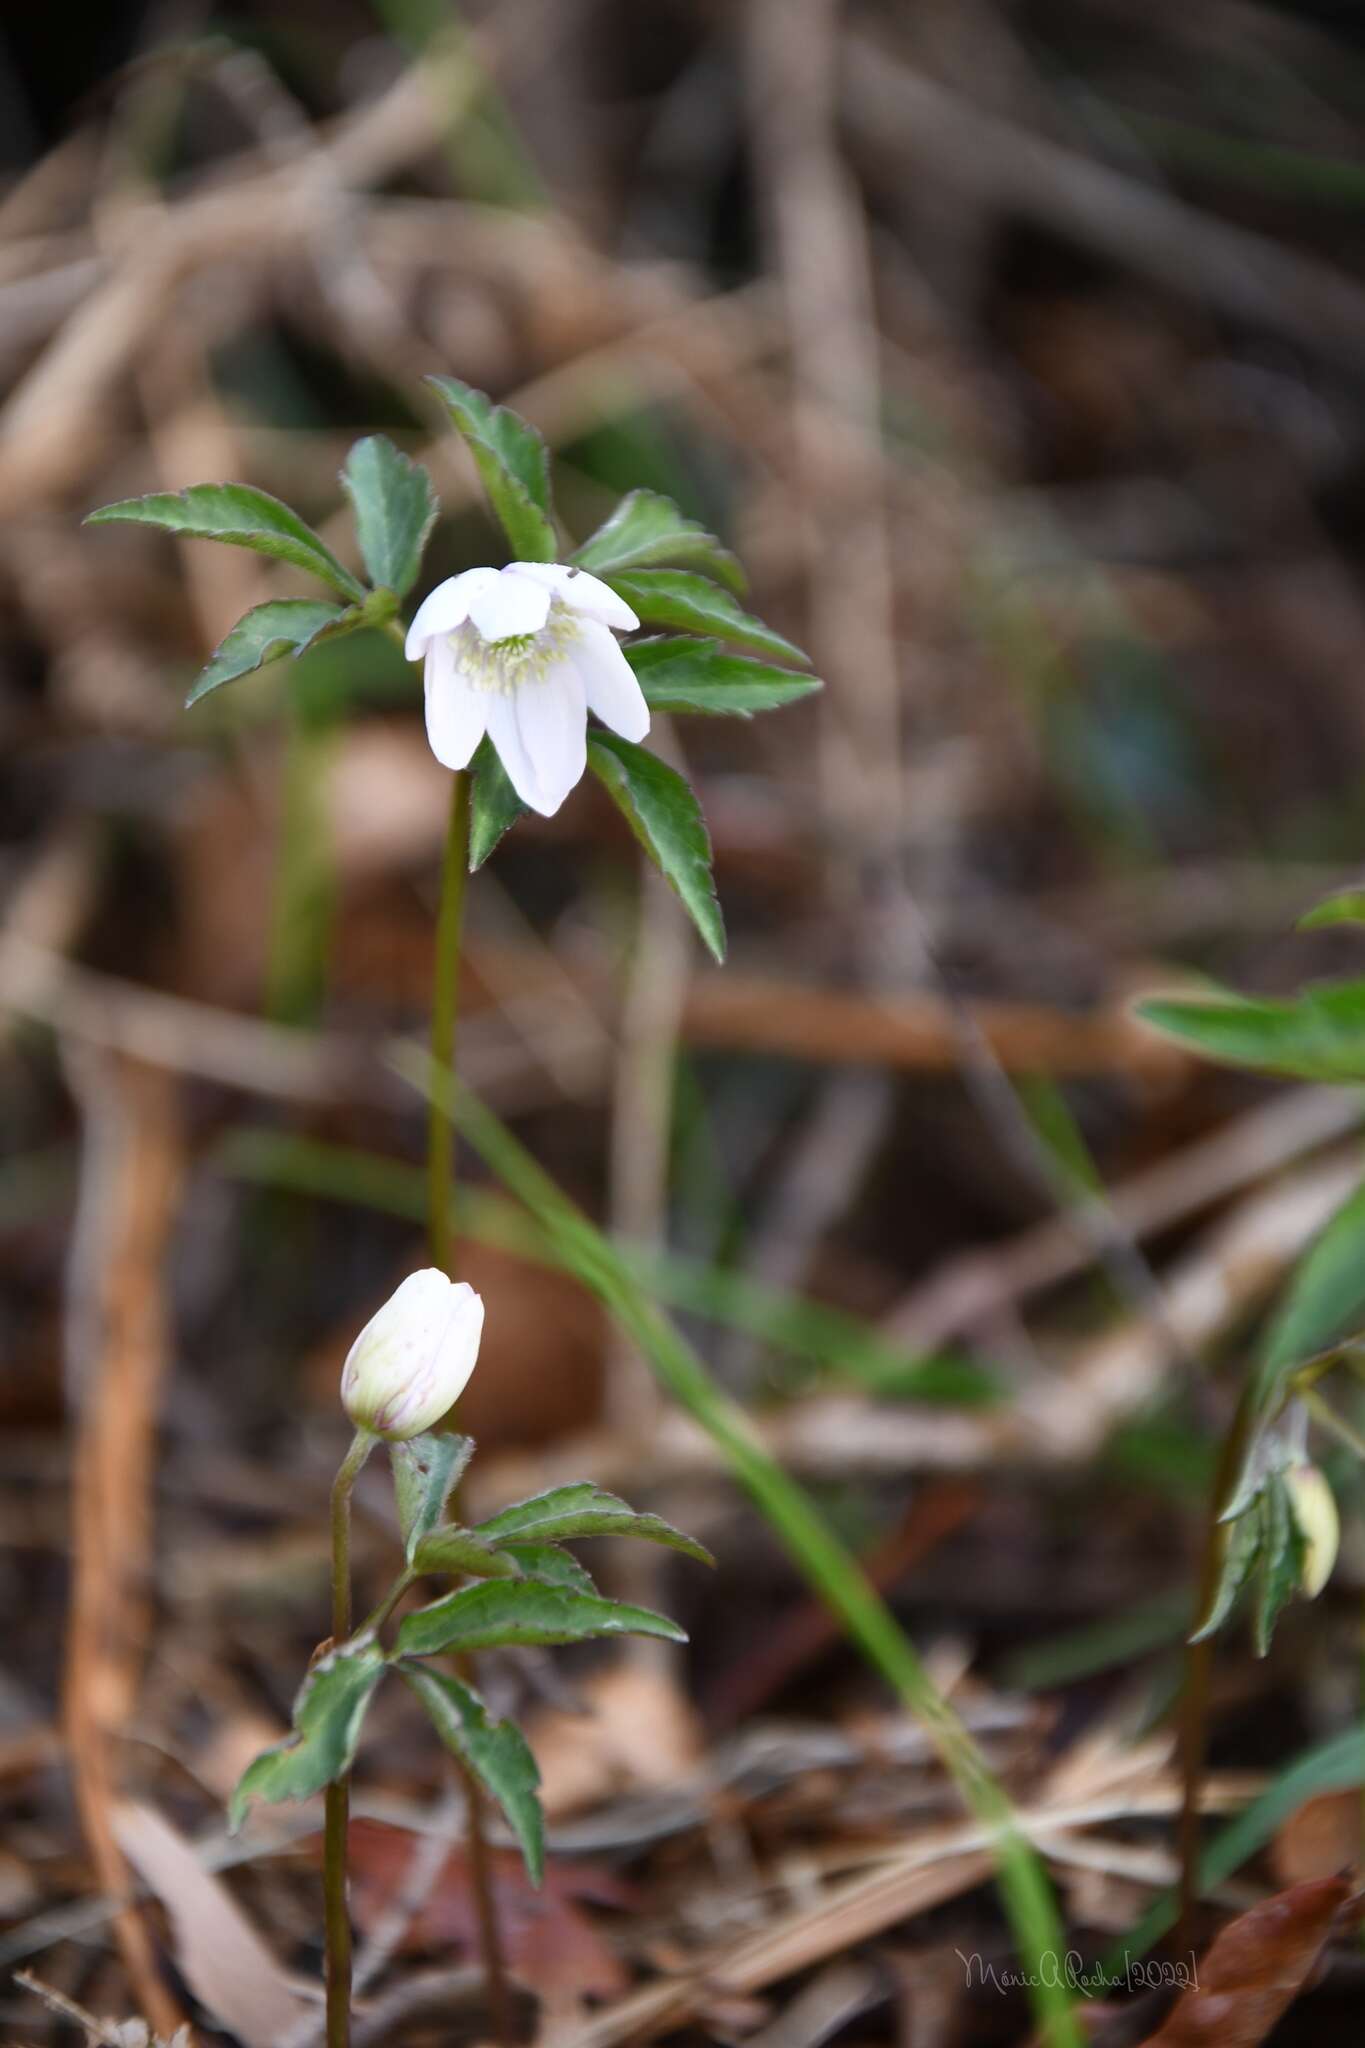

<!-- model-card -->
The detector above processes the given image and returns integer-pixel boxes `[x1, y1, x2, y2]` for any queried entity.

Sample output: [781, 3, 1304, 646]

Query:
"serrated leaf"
[587, 733, 724, 963]
[468, 735, 527, 870]
[87, 484, 365, 601]
[1299, 886, 1365, 931]
[1138, 980, 1365, 1084]
[187, 599, 346, 706]
[428, 376, 556, 562]
[478, 1481, 714, 1567]
[605, 570, 808, 665]
[572, 489, 745, 593]
[625, 637, 823, 717]
[399, 1663, 544, 1883]
[1190, 1509, 1261, 1644]
[390, 1433, 475, 1563]
[342, 435, 438, 598]
[409, 1525, 521, 1579]
[1216, 1178, 1365, 1526]
[395, 1578, 687, 1658]
[229, 1640, 385, 1827]
[499, 1543, 597, 1594]
[1253, 1472, 1306, 1657]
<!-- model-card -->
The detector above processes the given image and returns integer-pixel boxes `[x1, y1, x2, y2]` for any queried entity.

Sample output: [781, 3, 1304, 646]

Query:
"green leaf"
[587, 733, 724, 963]
[187, 599, 346, 707]
[390, 1433, 475, 1563]
[478, 1481, 714, 1567]
[342, 435, 438, 599]
[498, 1543, 597, 1594]
[230, 1640, 386, 1827]
[1253, 1471, 1306, 1656]
[1300, 887, 1365, 931]
[427, 376, 556, 563]
[605, 570, 808, 665]
[395, 1578, 687, 1658]
[87, 484, 366, 601]
[409, 1525, 521, 1579]
[1189, 1508, 1260, 1644]
[625, 637, 823, 717]
[399, 1663, 544, 1884]
[572, 489, 745, 593]
[1137, 980, 1365, 1084]
[468, 735, 527, 871]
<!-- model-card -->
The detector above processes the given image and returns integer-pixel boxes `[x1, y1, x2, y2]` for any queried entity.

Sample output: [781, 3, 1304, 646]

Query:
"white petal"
[423, 638, 489, 769]
[508, 562, 639, 632]
[572, 619, 651, 742]
[467, 567, 551, 642]
[486, 667, 587, 816]
[404, 568, 501, 658]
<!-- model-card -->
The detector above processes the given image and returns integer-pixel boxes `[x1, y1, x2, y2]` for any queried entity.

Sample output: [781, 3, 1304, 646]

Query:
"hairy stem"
[324, 1427, 373, 2048]
[426, 769, 514, 2046]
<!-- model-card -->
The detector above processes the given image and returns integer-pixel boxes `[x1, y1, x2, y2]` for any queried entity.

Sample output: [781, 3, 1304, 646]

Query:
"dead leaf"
[1137, 1876, 1358, 2048]
[113, 1801, 306, 2048]
[347, 1820, 634, 2011]
[528, 1661, 703, 1818]
[1271, 1790, 1362, 1887]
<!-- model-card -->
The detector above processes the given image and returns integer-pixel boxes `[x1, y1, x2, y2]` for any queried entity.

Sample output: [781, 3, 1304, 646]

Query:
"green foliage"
[341, 435, 438, 598]
[187, 599, 348, 707]
[467, 735, 526, 871]
[1138, 980, 1365, 1084]
[626, 637, 822, 716]
[477, 1481, 714, 1566]
[1192, 1469, 1310, 1656]
[395, 1579, 687, 1657]
[572, 488, 745, 592]
[427, 375, 557, 562]
[87, 483, 366, 601]
[1299, 887, 1365, 931]
[230, 1641, 386, 1827]
[390, 1432, 474, 1561]
[605, 569, 807, 664]
[409, 1525, 521, 1578]
[500, 1544, 598, 1594]
[398, 1664, 544, 1884]
[588, 732, 724, 962]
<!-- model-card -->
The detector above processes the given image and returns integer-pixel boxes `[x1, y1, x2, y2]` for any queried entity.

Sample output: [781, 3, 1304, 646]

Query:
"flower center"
[448, 604, 580, 694]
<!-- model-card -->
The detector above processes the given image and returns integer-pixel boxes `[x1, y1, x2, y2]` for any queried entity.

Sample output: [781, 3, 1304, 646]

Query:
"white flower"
[340, 1269, 484, 1440]
[405, 562, 649, 816]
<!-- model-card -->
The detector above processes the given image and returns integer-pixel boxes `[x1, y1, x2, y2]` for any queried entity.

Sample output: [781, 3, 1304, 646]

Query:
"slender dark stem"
[324, 1428, 373, 2048]
[426, 769, 514, 2047]
[427, 771, 470, 1270]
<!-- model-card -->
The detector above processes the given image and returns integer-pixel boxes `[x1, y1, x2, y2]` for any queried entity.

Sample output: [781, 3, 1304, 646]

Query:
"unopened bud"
[341, 1269, 483, 1440]
[1286, 1464, 1339, 1600]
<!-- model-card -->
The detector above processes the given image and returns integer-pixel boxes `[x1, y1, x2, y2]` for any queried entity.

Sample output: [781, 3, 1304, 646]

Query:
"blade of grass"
[390, 1043, 1081, 2048]
[213, 1127, 995, 1405]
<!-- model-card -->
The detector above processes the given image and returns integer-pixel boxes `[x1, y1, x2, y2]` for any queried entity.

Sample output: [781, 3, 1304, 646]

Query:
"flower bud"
[340, 1270, 484, 1440]
[1286, 1463, 1339, 1600]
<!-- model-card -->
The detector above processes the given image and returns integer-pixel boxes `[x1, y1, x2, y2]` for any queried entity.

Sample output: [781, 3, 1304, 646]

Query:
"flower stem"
[426, 768, 514, 2047]
[323, 1428, 373, 2048]
[427, 771, 470, 1270]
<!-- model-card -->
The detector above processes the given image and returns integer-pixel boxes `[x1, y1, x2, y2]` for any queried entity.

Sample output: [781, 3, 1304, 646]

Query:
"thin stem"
[426, 769, 514, 2047]
[1302, 1385, 1365, 1463]
[323, 1428, 373, 2048]
[427, 771, 470, 1270]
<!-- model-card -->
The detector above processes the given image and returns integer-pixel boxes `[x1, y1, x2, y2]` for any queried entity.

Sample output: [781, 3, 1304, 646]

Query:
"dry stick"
[425, 769, 514, 2048]
[62, 1050, 187, 2039]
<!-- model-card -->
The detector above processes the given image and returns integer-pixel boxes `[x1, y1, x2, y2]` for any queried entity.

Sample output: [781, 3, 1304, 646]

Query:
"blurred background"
[7, 1, 1365, 2041]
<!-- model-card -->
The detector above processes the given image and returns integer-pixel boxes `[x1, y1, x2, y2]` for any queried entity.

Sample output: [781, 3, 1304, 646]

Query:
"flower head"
[405, 562, 649, 816]
[1286, 1462, 1339, 1599]
[340, 1269, 484, 1440]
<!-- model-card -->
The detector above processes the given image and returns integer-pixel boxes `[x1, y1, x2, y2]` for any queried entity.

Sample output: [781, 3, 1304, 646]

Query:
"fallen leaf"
[347, 1819, 635, 2010]
[1137, 1876, 1358, 2048]
[528, 1660, 703, 1818]
[113, 1801, 306, 2048]
[1271, 1790, 1362, 1887]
